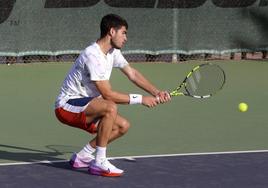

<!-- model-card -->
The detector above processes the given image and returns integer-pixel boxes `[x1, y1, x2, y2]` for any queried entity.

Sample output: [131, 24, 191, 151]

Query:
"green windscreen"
[0, 0, 267, 56]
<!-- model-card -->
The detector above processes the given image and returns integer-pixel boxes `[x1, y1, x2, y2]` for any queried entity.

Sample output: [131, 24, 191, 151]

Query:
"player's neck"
[96, 37, 112, 55]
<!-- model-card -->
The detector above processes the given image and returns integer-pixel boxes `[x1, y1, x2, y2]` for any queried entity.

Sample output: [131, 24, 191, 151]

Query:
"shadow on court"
[0, 144, 79, 163]
[1, 151, 268, 188]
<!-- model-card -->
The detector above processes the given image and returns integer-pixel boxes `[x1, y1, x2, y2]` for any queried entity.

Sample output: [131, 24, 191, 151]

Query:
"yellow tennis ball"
[238, 103, 248, 112]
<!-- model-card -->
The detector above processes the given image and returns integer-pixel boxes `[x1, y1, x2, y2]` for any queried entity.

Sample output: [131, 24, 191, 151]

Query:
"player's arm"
[121, 65, 159, 96]
[94, 80, 158, 107]
[121, 65, 171, 103]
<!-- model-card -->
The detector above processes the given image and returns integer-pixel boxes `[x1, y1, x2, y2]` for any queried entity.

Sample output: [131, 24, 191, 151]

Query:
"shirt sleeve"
[113, 49, 129, 68]
[85, 54, 107, 81]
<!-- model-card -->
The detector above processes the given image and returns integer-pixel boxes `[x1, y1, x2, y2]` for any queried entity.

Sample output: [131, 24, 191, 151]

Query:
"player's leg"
[83, 98, 118, 147]
[88, 114, 130, 148]
[109, 114, 130, 142]
[84, 99, 127, 176]
[73, 97, 117, 161]
[56, 97, 117, 168]
[74, 114, 130, 172]
[62, 97, 127, 176]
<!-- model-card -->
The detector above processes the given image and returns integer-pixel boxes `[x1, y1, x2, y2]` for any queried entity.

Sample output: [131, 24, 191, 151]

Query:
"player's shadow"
[0, 144, 88, 174]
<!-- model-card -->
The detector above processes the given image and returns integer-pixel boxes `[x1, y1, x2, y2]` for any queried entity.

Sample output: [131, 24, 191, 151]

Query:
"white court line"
[1, 149, 268, 166]
[110, 149, 268, 160]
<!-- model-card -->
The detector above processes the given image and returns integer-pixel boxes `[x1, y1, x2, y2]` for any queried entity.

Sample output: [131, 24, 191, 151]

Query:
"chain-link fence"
[1, 51, 267, 65]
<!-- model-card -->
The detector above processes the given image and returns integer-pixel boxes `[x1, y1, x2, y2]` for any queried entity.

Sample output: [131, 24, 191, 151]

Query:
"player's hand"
[142, 96, 159, 108]
[156, 91, 171, 104]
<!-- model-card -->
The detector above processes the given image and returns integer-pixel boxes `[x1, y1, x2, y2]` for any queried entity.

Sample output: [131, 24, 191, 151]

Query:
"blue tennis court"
[1, 151, 268, 188]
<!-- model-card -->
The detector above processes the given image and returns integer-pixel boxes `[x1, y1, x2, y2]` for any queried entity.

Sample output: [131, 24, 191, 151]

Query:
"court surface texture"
[1, 61, 268, 187]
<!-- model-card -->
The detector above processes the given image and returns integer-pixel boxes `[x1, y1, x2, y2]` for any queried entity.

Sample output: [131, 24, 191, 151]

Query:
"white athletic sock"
[95, 146, 107, 163]
[77, 143, 95, 158]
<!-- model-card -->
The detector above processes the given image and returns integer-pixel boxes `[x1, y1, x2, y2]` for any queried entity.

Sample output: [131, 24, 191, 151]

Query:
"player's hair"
[100, 14, 128, 38]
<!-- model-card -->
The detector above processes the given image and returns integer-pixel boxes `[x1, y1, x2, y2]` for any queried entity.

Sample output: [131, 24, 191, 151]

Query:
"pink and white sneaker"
[89, 159, 124, 177]
[69, 153, 94, 168]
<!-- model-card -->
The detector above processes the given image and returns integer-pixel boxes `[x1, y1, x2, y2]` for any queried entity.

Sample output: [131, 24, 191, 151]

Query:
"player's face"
[110, 26, 127, 49]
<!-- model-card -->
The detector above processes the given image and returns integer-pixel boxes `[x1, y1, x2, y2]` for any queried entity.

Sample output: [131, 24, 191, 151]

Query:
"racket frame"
[169, 63, 226, 99]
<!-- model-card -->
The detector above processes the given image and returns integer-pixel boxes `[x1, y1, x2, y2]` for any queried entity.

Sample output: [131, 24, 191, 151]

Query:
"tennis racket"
[169, 63, 226, 99]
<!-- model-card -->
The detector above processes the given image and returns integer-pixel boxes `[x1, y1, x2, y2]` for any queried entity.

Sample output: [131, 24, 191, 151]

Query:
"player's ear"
[109, 27, 116, 36]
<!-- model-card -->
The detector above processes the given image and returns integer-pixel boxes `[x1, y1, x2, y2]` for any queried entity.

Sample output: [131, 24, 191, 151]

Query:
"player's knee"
[105, 101, 118, 117]
[119, 119, 130, 135]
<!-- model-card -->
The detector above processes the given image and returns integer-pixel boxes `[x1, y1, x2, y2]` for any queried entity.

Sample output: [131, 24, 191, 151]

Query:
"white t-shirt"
[55, 42, 128, 108]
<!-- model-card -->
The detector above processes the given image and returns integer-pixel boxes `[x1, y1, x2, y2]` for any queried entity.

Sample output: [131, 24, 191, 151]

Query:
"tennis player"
[54, 14, 170, 177]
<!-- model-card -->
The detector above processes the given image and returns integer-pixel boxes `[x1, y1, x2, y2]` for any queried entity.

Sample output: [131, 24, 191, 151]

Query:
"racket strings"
[185, 64, 225, 96]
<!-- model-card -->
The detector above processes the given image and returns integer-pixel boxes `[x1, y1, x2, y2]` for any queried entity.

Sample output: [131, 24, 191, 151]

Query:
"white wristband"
[129, 94, 142, 105]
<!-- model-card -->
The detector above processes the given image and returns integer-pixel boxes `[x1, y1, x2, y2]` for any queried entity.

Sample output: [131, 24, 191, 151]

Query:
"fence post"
[172, 8, 178, 63]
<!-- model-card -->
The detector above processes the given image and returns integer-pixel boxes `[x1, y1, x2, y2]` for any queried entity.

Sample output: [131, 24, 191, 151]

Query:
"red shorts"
[55, 97, 99, 134]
